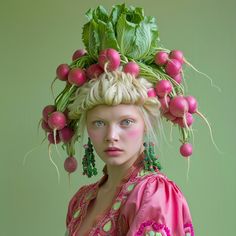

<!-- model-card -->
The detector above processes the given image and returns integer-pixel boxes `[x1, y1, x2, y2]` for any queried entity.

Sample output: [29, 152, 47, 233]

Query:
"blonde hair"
[68, 71, 162, 157]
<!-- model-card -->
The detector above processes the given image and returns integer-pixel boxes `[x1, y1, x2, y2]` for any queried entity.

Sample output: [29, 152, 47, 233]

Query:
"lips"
[105, 147, 123, 151]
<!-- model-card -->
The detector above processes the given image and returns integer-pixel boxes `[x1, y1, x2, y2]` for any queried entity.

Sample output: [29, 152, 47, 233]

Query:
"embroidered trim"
[135, 220, 171, 236]
[184, 223, 194, 236]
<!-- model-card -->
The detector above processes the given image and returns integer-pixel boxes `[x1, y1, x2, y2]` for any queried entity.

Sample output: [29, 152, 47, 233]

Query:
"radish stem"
[50, 77, 57, 100]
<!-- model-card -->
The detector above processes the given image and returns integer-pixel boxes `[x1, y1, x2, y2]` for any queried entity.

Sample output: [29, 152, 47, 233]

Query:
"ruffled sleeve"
[119, 174, 194, 236]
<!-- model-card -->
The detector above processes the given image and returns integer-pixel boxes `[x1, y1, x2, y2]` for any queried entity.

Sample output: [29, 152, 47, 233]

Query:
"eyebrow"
[92, 115, 136, 120]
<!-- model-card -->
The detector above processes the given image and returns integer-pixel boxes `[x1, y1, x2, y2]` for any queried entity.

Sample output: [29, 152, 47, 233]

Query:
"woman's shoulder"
[121, 170, 190, 215]
[133, 170, 184, 198]
[120, 170, 194, 236]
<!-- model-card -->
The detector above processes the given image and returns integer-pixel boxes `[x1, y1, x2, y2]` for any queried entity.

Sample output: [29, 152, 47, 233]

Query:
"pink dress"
[65, 152, 194, 236]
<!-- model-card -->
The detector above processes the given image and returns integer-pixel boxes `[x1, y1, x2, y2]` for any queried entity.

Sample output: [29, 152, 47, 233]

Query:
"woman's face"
[86, 104, 146, 167]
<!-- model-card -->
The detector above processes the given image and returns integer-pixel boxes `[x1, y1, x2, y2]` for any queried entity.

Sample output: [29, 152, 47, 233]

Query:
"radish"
[48, 111, 67, 130]
[154, 51, 169, 66]
[165, 59, 182, 77]
[59, 126, 74, 143]
[169, 50, 184, 64]
[86, 64, 104, 79]
[56, 64, 70, 81]
[155, 80, 172, 98]
[72, 49, 87, 61]
[180, 143, 193, 157]
[185, 96, 198, 114]
[41, 120, 52, 132]
[147, 88, 157, 97]
[68, 68, 87, 86]
[184, 95, 222, 153]
[169, 96, 189, 117]
[123, 62, 140, 77]
[64, 156, 78, 173]
[159, 96, 170, 113]
[172, 73, 182, 84]
[98, 48, 120, 71]
[48, 132, 61, 144]
[42, 105, 56, 122]
[163, 111, 176, 121]
[175, 112, 194, 128]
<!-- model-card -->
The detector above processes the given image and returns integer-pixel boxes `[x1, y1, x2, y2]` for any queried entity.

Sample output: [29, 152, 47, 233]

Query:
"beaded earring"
[143, 142, 162, 172]
[82, 137, 98, 178]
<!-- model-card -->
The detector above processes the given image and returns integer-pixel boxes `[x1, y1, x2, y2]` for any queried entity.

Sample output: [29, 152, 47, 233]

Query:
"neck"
[101, 147, 144, 191]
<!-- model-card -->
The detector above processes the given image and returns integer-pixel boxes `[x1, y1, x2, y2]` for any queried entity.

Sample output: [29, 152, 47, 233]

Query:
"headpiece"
[39, 4, 217, 181]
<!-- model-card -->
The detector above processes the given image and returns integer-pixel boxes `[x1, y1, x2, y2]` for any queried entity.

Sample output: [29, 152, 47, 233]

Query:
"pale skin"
[76, 104, 147, 235]
[86, 104, 147, 192]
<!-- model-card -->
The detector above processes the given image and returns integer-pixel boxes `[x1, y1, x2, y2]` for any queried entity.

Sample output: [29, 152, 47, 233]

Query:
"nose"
[104, 125, 119, 142]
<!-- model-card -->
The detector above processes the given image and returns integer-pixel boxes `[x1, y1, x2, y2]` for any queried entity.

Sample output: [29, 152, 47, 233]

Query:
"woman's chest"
[75, 190, 116, 236]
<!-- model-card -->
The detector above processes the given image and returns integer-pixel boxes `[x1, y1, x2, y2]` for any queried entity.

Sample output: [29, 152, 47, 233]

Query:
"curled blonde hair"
[68, 71, 162, 156]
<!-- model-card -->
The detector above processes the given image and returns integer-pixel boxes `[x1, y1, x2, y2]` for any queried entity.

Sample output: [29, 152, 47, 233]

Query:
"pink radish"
[169, 96, 189, 117]
[48, 132, 61, 144]
[154, 51, 169, 66]
[56, 64, 70, 81]
[86, 64, 104, 79]
[48, 111, 67, 130]
[185, 96, 198, 114]
[68, 68, 87, 86]
[42, 105, 56, 122]
[123, 62, 140, 77]
[64, 156, 78, 173]
[184, 95, 221, 153]
[159, 96, 170, 113]
[72, 49, 87, 61]
[169, 50, 184, 64]
[163, 111, 176, 121]
[98, 48, 120, 71]
[180, 143, 193, 157]
[41, 120, 52, 132]
[59, 127, 74, 143]
[155, 80, 172, 98]
[175, 112, 194, 128]
[165, 59, 182, 77]
[147, 88, 157, 97]
[172, 73, 182, 84]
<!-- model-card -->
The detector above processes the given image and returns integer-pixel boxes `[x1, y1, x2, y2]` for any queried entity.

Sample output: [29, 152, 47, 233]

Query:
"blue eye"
[121, 119, 134, 126]
[94, 120, 104, 127]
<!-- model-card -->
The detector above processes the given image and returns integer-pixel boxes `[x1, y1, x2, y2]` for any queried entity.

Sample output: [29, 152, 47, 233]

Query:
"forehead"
[86, 104, 142, 120]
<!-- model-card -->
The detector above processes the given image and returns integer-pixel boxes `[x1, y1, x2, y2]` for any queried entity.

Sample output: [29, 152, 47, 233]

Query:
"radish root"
[196, 110, 223, 154]
[48, 144, 60, 184]
[184, 58, 222, 93]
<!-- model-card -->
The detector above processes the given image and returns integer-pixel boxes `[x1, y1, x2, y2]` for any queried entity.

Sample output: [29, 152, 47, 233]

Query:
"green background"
[1, 0, 235, 235]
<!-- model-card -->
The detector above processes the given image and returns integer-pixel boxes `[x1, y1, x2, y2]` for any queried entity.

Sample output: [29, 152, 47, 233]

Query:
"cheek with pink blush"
[126, 128, 144, 138]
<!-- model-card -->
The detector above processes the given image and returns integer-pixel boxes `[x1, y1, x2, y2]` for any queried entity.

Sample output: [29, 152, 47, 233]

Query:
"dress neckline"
[75, 151, 146, 236]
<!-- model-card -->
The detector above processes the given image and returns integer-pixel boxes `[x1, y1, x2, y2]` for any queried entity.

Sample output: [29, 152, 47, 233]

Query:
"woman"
[65, 71, 194, 235]
[40, 4, 198, 236]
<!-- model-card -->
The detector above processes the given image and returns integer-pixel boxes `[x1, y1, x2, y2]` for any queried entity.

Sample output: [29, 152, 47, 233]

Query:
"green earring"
[143, 142, 162, 172]
[82, 137, 98, 178]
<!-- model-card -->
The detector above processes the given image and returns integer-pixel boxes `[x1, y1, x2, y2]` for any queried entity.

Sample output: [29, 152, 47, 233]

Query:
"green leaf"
[97, 21, 119, 51]
[82, 20, 100, 60]
[116, 13, 137, 56]
[128, 16, 159, 60]
[110, 3, 126, 28]
[85, 8, 93, 20]
[93, 5, 109, 23]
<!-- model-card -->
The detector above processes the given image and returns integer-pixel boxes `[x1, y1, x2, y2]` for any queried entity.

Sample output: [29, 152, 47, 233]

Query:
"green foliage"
[82, 3, 159, 61]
